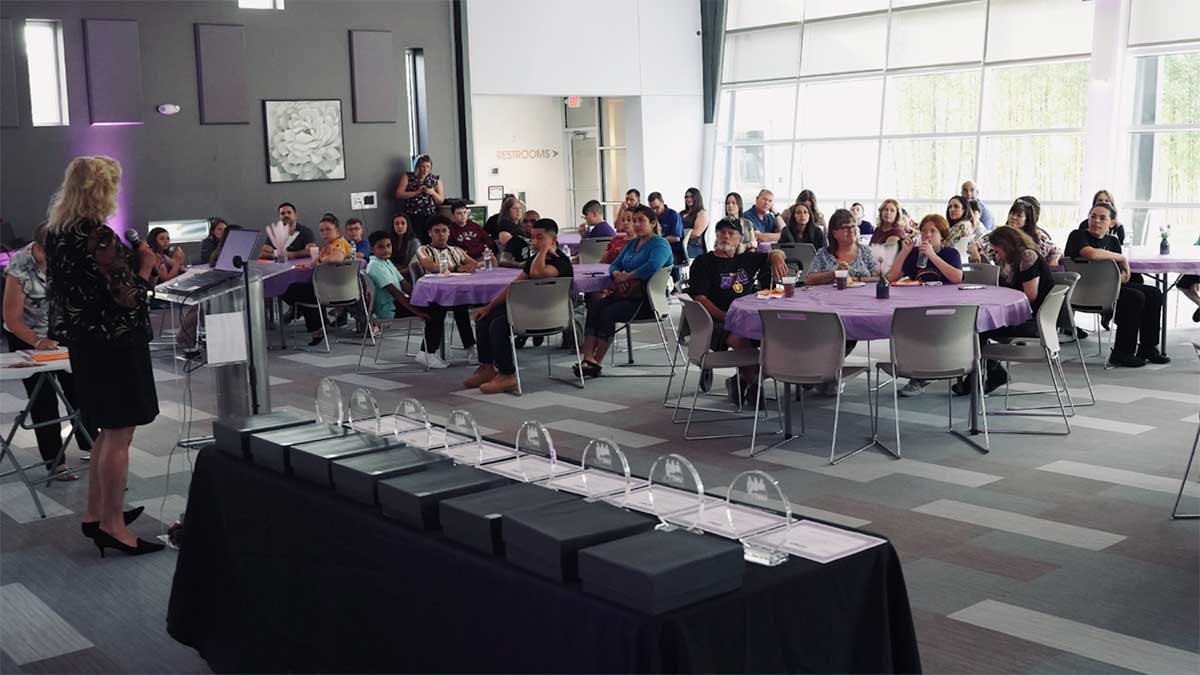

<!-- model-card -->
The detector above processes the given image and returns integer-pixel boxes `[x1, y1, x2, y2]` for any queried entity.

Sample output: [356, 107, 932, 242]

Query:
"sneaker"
[1107, 350, 1146, 368]
[463, 364, 497, 388]
[1136, 347, 1171, 365]
[514, 336, 528, 349]
[698, 368, 713, 393]
[532, 336, 545, 347]
[416, 351, 449, 369]
[464, 346, 479, 365]
[480, 372, 519, 394]
[898, 379, 928, 397]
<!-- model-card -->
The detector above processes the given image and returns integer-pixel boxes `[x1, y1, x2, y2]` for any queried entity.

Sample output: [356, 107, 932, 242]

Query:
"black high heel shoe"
[92, 529, 165, 558]
[81, 507, 146, 539]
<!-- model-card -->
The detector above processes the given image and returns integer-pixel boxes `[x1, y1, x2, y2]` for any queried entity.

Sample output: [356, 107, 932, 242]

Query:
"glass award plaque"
[482, 421, 579, 483]
[701, 470, 791, 566]
[435, 409, 511, 466]
[315, 378, 344, 426]
[541, 438, 631, 500]
[392, 398, 432, 436]
[347, 388, 382, 435]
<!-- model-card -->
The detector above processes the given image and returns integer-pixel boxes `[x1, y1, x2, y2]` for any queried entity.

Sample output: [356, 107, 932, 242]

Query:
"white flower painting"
[263, 99, 346, 183]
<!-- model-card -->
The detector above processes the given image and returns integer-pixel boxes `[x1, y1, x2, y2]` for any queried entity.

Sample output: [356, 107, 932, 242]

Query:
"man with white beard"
[686, 218, 787, 401]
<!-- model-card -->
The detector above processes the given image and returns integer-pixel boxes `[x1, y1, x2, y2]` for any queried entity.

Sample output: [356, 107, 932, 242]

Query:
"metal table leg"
[1172, 418, 1199, 520]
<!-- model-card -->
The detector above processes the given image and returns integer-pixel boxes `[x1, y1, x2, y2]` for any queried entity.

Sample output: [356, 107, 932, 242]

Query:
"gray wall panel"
[83, 18, 144, 125]
[195, 23, 248, 124]
[1, 19, 19, 128]
[349, 29, 397, 123]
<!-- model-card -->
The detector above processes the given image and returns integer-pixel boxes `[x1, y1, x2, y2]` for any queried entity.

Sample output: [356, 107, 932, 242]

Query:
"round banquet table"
[410, 263, 613, 307]
[1124, 245, 1200, 356]
[724, 283, 1033, 342]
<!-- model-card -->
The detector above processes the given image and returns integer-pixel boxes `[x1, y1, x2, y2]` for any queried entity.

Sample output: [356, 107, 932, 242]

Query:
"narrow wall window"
[405, 47, 429, 166]
[24, 19, 69, 127]
[238, 0, 285, 9]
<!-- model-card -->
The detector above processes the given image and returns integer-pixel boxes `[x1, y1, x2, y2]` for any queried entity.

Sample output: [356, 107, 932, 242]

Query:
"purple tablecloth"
[724, 284, 1033, 342]
[757, 242, 772, 253]
[558, 233, 581, 248]
[410, 263, 612, 307]
[1125, 246, 1200, 274]
[257, 261, 313, 298]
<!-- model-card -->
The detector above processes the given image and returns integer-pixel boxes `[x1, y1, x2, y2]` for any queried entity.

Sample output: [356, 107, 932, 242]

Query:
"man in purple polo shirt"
[578, 200, 616, 238]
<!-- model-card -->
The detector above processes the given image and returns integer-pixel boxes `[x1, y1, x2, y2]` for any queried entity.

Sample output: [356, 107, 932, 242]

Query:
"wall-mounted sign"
[496, 148, 560, 160]
[487, 185, 504, 200]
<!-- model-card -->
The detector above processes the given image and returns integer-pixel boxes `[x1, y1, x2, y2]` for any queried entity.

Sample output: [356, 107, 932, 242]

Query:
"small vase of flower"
[1159, 224, 1171, 255]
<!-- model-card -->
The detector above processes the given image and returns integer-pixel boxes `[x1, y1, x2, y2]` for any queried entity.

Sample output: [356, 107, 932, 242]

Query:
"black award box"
[505, 499, 656, 582]
[378, 465, 512, 531]
[288, 434, 404, 486]
[578, 529, 744, 615]
[247, 423, 355, 473]
[213, 412, 312, 459]
[440, 483, 578, 556]
[330, 446, 453, 506]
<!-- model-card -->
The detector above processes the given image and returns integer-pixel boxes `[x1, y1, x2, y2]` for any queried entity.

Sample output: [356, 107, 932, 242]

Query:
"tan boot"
[479, 372, 519, 394]
[462, 364, 496, 389]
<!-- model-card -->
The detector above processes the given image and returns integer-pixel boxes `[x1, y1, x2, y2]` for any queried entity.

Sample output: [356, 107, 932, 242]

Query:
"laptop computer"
[167, 228, 266, 293]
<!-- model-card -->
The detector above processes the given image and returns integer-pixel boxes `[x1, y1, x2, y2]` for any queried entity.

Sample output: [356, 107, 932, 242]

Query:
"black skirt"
[69, 339, 159, 429]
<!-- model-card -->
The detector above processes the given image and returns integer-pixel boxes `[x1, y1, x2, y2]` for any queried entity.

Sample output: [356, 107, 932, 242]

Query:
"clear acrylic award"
[392, 398, 432, 436]
[315, 378, 344, 426]
[541, 438, 631, 500]
[482, 420, 578, 482]
[347, 388, 382, 435]
[434, 409, 510, 466]
[713, 470, 792, 566]
[647, 454, 706, 532]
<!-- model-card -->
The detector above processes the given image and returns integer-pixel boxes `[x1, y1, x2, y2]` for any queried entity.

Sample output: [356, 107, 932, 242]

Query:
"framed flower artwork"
[262, 99, 347, 183]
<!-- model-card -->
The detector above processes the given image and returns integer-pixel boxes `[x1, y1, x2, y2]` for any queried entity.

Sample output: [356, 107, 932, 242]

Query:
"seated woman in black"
[963, 226, 1057, 395]
[777, 201, 826, 251]
[1063, 201, 1167, 368]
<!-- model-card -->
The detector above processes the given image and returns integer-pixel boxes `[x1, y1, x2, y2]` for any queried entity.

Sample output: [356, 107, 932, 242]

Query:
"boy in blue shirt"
[365, 231, 429, 329]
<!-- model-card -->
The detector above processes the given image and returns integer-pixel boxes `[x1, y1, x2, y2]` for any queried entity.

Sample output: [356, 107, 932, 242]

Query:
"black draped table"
[167, 448, 922, 673]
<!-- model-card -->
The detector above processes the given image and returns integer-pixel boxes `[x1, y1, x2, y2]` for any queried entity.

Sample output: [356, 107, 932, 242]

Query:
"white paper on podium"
[206, 312, 247, 365]
[750, 520, 885, 564]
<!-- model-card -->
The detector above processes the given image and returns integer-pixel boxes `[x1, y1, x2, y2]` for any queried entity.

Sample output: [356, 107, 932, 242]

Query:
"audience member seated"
[280, 214, 354, 347]
[448, 200, 498, 260]
[463, 218, 574, 394]
[414, 216, 478, 369]
[599, 209, 634, 264]
[722, 191, 756, 249]
[500, 211, 535, 268]
[262, 202, 315, 260]
[743, 189, 780, 242]
[1064, 202, 1168, 368]
[649, 191, 686, 269]
[579, 199, 616, 239]
[1178, 234, 1200, 323]
[974, 199, 1060, 268]
[870, 199, 907, 245]
[888, 214, 963, 285]
[574, 205, 672, 378]
[779, 189, 826, 232]
[386, 212, 420, 289]
[945, 196, 978, 256]
[1077, 190, 1127, 246]
[807, 209, 881, 285]
[147, 226, 187, 282]
[956, 226, 1058, 395]
[853, 202, 873, 235]
[198, 217, 227, 265]
[2, 223, 96, 479]
[681, 188, 709, 259]
[687, 219, 787, 404]
[345, 218, 370, 258]
[887, 213, 965, 397]
[394, 154, 444, 243]
[962, 180, 995, 229]
[485, 195, 524, 245]
[364, 231, 429, 330]
[778, 201, 826, 249]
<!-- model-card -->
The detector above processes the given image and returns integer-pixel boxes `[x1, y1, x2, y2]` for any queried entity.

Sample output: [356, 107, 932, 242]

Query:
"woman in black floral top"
[45, 155, 164, 556]
[394, 154, 444, 244]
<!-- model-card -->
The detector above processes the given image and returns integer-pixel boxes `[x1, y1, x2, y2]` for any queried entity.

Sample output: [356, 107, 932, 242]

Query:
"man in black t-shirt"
[499, 213, 535, 268]
[465, 219, 574, 394]
[1063, 203, 1167, 367]
[687, 219, 787, 399]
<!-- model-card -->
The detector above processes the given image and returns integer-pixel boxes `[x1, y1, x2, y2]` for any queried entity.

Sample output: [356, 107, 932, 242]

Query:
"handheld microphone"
[125, 228, 143, 250]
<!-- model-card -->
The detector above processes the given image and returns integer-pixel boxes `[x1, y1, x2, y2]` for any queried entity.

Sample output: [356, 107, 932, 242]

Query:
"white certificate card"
[750, 520, 885, 563]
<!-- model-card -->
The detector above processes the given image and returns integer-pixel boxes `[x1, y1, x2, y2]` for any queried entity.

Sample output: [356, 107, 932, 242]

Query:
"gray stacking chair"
[1063, 258, 1121, 368]
[983, 285, 1073, 434]
[748, 309, 870, 464]
[875, 305, 988, 455]
[578, 237, 613, 264]
[506, 277, 584, 395]
[610, 266, 677, 375]
[1002, 271, 1096, 409]
[777, 242, 817, 279]
[296, 261, 368, 353]
[961, 262, 1000, 286]
[673, 297, 764, 440]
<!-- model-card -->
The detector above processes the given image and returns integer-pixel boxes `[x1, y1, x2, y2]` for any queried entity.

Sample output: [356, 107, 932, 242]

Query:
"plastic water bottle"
[437, 250, 449, 275]
[915, 235, 928, 269]
[483, 248, 495, 271]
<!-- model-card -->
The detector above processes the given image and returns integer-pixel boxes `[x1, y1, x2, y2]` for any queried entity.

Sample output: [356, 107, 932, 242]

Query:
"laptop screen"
[214, 229, 263, 271]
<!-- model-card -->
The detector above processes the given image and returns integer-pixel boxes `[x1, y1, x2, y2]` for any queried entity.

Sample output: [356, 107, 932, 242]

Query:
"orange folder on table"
[28, 351, 70, 362]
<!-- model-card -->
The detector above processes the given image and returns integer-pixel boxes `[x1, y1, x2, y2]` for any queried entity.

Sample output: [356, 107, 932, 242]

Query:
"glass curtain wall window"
[25, 19, 69, 127]
[716, 0, 1094, 240]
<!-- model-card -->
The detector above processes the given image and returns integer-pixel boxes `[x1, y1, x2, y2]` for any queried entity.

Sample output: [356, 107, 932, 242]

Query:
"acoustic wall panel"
[1, 19, 18, 127]
[349, 30, 397, 123]
[83, 19, 144, 125]
[195, 24, 248, 124]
